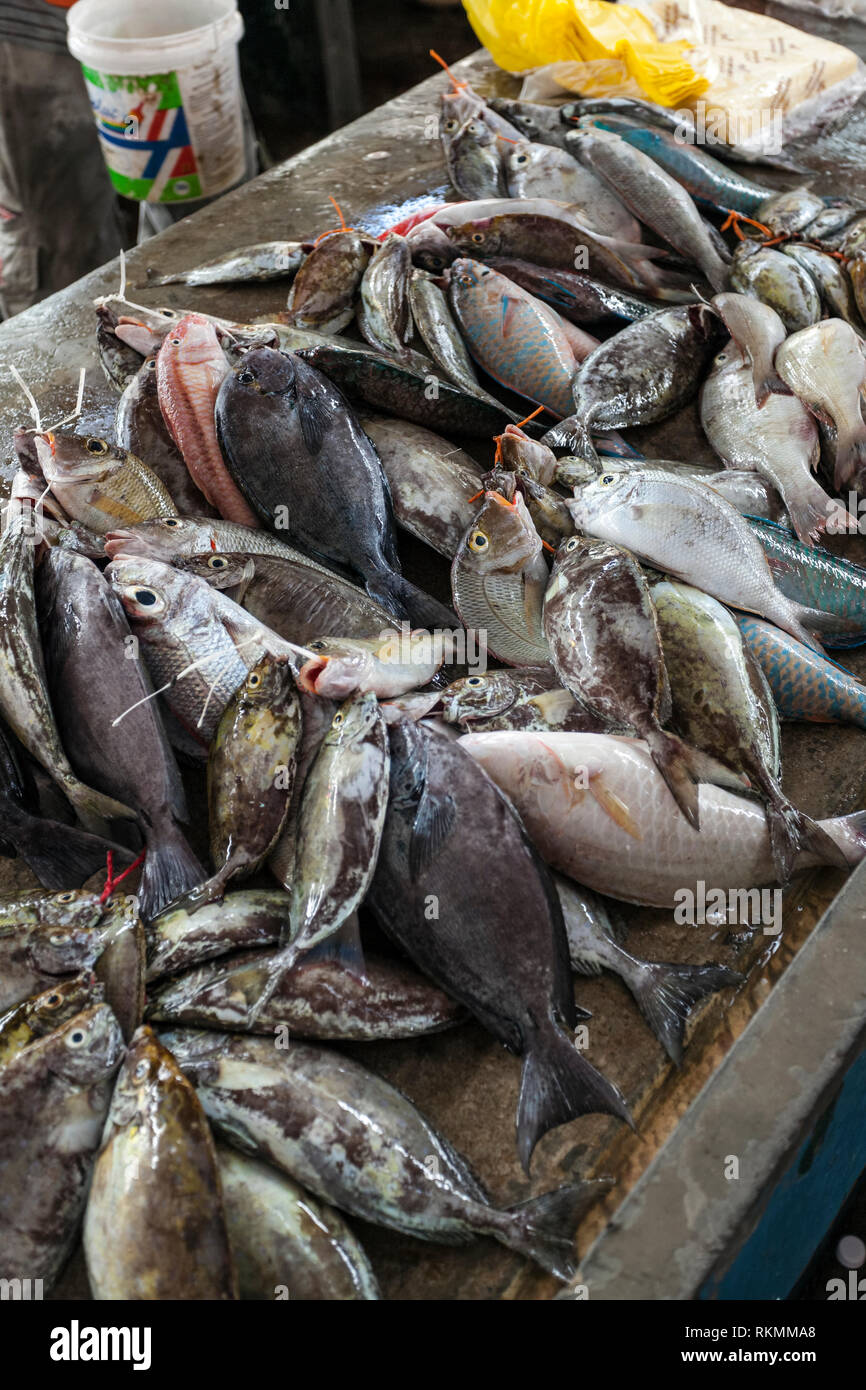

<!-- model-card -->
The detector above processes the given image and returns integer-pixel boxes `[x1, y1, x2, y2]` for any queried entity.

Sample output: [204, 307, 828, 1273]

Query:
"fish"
[215, 347, 454, 629]
[543, 535, 742, 828]
[31, 429, 176, 534]
[216, 1145, 380, 1300]
[175, 550, 396, 648]
[555, 875, 741, 1064]
[0, 1003, 124, 1289]
[0, 972, 103, 1068]
[0, 717, 129, 890]
[556, 454, 788, 523]
[295, 339, 513, 437]
[652, 581, 847, 879]
[444, 115, 507, 199]
[486, 257, 658, 326]
[96, 294, 282, 358]
[782, 243, 864, 331]
[490, 467, 575, 549]
[543, 304, 726, 456]
[83, 1025, 238, 1299]
[287, 691, 388, 969]
[408, 269, 516, 416]
[358, 233, 414, 356]
[451, 490, 550, 666]
[565, 126, 730, 290]
[369, 719, 630, 1168]
[496, 422, 559, 484]
[774, 320, 866, 489]
[96, 304, 145, 392]
[37, 549, 205, 920]
[728, 242, 822, 335]
[146, 940, 463, 1040]
[0, 896, 107, 1013]
[116, 355, 216, 516]
[801, 202, 859, 242]
[106, 553, 296, 750]
[360, 414, 481, 559]
[737, 615, 866, 728]
[297, 632, 449, 699]
[103, 514, 312, 566]
[144, 241, 305, 287]
[156, 312, 258, 526]
[710, 292, 789, 407]
[267, 690, 338, 895]
[488, 96, 576, 150]
[163, 1027, 607, 1280]
[286, 229, 371, 333]
[0, 514, 135, 833]
[848, 252, 866, 327]
[699, 340, 840, 545]
[145, 889, 292, 981]
[437, 667, 603, 733]
[460, 731, 866, 907]
[94, 893, 147, 1043]
[504, 139, 641, 240]
[748, 517, 866, 647]
[569, 469, 838, 652]
[187, 656, 301, 908]
[448, 258, 583, 418]
[571, 120, 772, 216]
[757, 188, 826, 236]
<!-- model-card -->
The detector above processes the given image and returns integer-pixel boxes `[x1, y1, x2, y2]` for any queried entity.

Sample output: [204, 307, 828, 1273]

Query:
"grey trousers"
[0, 41, 124, 318]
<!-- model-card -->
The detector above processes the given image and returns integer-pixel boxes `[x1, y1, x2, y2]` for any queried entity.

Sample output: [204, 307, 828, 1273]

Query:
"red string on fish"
[492, 405, 545, 464]
[720, 210, 773, 242]
[99, 848, 146, 906]
[429, 49, 466, 92]
[312, 196, 362, 247]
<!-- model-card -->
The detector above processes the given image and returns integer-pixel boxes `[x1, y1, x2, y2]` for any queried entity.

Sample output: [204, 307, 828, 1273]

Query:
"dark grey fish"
[215, 347, 455, 629]
[488, 97, 574, 150]
[96, 304, 144, 392]
[162, 1028, 608, 1281]
[94, 894, 147, 1044]
[555, 875, 742, 1064]
[368, 720, 631, 1171]
[358, 233, 414, 356]
[0, 1003, 124, 1289]
[542, 304, 726, 456]
[217, 1146, 379, 1300]
[38, 549, 204, 920]
[146, 889, 291, 982]
[445, 115, 508, 200]
[146, 940, 464, 1040]
[116, 355, 216, 516]
[286, 230, 371, 333]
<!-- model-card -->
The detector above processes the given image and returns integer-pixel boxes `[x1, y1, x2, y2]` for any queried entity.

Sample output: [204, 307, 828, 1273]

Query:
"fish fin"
[785, 489, 850, 547]
[64, 780, 138, 835]
[645, 729, 702, 830]
[137, 820, 207, 921]
[410, 789, 457, 880]
[766, 794, 851, 878]
[540, 416, 596, 459]
[821, 809, 866, 867]
[297, 912, 367, 980]
[625, 959, 743, 1065]
[496, 1181, 612, 1282]
[296, 386, 332, 456]
[587, 772, 641, 840]
[834, 430, 866, 490]
[755, 372, 792, 409]
[10, 815, 135, 891]
[516, 1022, 632, 1173]
[678, 744, 751, 794]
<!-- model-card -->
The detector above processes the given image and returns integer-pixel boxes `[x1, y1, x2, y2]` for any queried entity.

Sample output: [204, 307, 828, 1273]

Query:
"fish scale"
[736, 615, 866, 728]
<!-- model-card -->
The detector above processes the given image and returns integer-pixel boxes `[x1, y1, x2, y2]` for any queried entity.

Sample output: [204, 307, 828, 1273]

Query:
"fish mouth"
[105, 530, 146, 560]
[297, 657, 329, 695]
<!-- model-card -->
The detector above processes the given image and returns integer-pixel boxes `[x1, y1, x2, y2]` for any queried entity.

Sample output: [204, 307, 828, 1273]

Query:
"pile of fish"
[5, 58, 866, 1301]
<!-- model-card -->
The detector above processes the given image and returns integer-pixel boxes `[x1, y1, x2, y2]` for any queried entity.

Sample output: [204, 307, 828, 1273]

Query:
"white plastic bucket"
[67, 0, 246, 204]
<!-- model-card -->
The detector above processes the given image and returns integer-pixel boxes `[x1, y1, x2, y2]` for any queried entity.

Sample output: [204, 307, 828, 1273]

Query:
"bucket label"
[81, 68, 203, 202]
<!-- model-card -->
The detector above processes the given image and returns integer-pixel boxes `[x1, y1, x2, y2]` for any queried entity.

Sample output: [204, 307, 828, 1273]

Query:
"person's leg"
[0, 40, 124, 318]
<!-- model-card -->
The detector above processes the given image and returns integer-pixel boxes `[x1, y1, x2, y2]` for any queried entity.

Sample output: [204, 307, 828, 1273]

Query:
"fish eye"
[55, 891, 76, 902]
[132, 587, 159, 606]
[309, 640, 325, 650]
[443, 119, 458, 133]
[49, 933, 68, 945]
[44, 993, 62, 1006]
[468, 530, 489, 552]
[68, 1029, 86, 1046]
[565, 536, 580, 551]
[170, 337, 182, 346]
[466, 676, 485, 687]
[247, 671, 262, 689]
[146, 359, 156, 371]
[599, 474, 616, 486]
[471, 232, 485, 244]
[163, 518, 180, 528]
[159, 309, 177, 318]
[456, 272, 474, 286]
[134, 1059, 148, 1079]
[85, 438, 108, 455]
[332, 712, 344, 726]
[514, 154, 528, 165]
[237, 370, 255, 384]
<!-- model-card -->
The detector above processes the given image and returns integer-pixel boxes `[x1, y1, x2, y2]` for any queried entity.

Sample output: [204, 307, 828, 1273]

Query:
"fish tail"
[539, 415, 597, 458]
[755, 371, 792, 409]
[516, 1022, 631, 1174]
[63, 779, 138, 836]
[136, 818, 207, 920]
[834, 427, 866, 490]
[624, 958, 743, 1065]
[493, 1181, 612, 1282]
[10, 814, 135, 891]
[783, 477, 845, 547]
[818, 809, 866, 869]
[767, 791, 852, 878]
[366, 569, 459, 630]
[645, 728, 702, 830]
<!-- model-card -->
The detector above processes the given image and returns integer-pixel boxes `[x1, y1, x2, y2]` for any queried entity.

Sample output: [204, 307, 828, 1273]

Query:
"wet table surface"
[1, 15, 865, 1301]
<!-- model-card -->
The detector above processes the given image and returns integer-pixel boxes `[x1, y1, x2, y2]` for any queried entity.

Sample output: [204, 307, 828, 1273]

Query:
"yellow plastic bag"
[461, 0, 709, 106]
